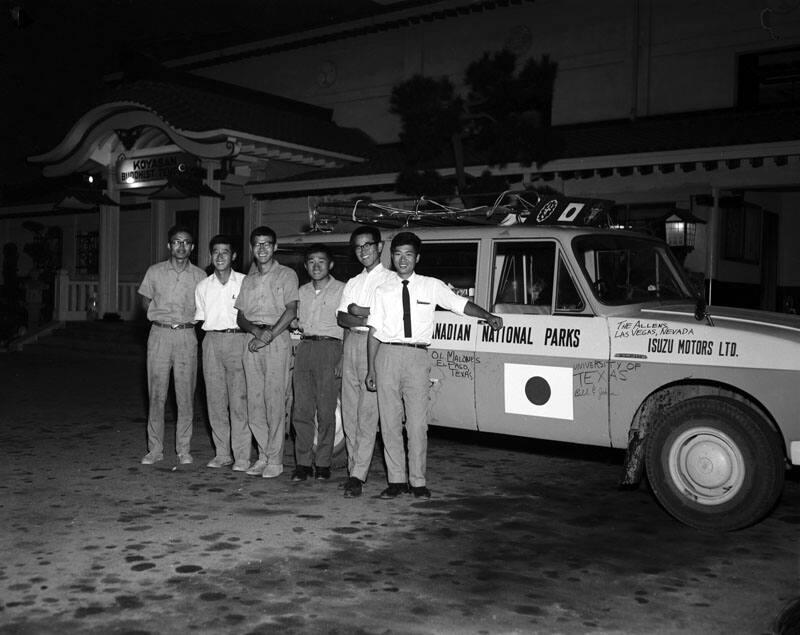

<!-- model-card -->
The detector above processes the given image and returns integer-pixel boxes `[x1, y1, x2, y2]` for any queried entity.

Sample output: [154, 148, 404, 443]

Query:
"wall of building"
[195, 0, 800, 143]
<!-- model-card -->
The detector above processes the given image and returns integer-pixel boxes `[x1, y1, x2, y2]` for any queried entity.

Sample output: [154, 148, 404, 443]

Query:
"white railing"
[55, 270, 142, 321]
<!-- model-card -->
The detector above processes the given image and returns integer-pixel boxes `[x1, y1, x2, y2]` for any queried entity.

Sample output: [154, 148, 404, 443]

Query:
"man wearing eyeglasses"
[235, 226, 299, 479]
[335, 226, 395, 498]
[138, 225, 206, 466]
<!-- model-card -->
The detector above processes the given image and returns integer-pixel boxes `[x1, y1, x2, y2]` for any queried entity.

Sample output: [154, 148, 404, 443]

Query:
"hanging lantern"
[664, 211, 704, 249]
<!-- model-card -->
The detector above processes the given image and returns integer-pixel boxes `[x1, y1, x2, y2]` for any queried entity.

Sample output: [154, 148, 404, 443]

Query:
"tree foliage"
[464, 50, 558, 166]
[390, 75, 463, 165]
[390, 49, 558, 196]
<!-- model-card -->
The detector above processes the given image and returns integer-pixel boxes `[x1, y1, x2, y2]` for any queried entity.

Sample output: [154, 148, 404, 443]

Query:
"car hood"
[640, 303, 800, 335]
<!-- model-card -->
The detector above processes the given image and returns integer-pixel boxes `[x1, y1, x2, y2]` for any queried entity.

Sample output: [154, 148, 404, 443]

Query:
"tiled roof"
[104, 74, 374, 158]
[556, 105, 800, 158]
[265, 104, 800, 185]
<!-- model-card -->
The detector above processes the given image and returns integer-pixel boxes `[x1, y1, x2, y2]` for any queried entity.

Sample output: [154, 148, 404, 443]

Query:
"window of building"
[76, 231, 98, 275]
[722, 205, 762, 263]
[738, 46, 800, 107]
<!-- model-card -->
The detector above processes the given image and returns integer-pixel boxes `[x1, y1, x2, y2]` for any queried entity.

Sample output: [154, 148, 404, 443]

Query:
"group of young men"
[137, 223, 502, 499]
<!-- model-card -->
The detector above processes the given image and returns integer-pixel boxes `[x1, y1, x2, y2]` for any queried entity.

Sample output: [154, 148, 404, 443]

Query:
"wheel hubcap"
[668, 427, 744, 506]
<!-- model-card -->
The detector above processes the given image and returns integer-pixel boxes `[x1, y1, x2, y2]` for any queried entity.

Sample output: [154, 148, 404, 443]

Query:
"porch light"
[664, 211, 704, 249]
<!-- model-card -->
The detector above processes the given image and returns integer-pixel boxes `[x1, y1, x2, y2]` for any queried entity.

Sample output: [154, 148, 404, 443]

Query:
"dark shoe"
[291, 466, 312, 482]
[315, 466, 331, 481]
[411, 485, 431, 498]
[379, 483, 409, 499]
[343, 477, 363, 498]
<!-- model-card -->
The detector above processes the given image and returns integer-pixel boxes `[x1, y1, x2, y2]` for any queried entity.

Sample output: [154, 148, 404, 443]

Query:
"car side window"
[492, 241, 555, 314]
[276, 244, 363, 285]
[414, 241, 478, 303]
[554, 254, 585, 312]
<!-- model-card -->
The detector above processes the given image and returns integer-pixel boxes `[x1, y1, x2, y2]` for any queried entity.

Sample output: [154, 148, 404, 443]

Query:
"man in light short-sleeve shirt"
[138, 224, 206, 466]
[235, 226, 299, 479]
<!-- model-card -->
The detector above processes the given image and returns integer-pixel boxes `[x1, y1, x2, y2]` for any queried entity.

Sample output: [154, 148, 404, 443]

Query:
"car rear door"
[415, 239, 481, 431]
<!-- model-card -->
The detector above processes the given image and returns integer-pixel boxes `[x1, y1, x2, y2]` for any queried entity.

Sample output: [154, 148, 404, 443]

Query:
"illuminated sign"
[116, 152, 200, 188]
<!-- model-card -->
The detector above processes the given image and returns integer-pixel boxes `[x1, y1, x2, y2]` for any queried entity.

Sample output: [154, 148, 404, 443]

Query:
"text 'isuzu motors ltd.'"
[277, 192, 800, 531]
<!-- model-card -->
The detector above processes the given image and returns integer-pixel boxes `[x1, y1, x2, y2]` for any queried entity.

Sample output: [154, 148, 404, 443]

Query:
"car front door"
[474, 239, 611, 445]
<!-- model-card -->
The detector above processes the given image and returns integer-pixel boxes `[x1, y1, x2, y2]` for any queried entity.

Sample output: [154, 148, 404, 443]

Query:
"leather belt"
[209, 328, 244, 333]
[252, 323, 276, 329]
[301, 335, 341, 341]
[153, 322, 194, 329]
[385, 342, 429, 349]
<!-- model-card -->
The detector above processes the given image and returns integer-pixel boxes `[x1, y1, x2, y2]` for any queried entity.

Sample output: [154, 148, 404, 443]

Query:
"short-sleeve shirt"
[234, 260, 299, 324]
[138, 259, 206, 323]
[298, 276, 345, 339]
[194, 271, 245, 331]
[368, 272, 468, 345]
[337, 264, 396, 332]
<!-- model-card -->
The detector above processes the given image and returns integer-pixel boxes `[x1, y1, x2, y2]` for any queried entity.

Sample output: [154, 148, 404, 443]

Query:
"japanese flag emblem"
[504, 363, 573, 420]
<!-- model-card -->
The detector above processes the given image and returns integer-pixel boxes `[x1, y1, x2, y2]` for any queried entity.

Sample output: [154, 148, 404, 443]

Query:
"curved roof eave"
[29, 102, 239, 177]
[28, 98, 366, 177]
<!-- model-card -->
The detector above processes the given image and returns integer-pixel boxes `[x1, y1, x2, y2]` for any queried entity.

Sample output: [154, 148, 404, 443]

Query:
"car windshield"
[572, 233, 695, 305]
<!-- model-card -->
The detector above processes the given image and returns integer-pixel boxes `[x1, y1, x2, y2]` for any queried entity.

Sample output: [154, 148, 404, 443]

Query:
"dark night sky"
[1, 0, 414, 187]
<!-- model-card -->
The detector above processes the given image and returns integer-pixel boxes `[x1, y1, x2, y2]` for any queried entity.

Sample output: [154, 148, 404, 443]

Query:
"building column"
[197, 162, 221, 268]
[246, 196, 263, 242]
[98, 166, 119, 317]
[150, 199, 170, 264]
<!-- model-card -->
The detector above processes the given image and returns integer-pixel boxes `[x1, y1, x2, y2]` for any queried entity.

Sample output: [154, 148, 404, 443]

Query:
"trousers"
[375, 344, 431, 487]
[146, 325, 198, 455]
[340, 331, 380, 481]
[202, 331, 250, 463]
[292, 338, 341, 468]
[242, 332, 291, 467]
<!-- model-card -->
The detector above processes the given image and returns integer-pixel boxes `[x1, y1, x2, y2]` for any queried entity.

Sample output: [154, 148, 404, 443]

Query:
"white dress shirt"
[194, 270, 245, 331]
[337, 263, 396, 332]
[368, 272, 468, 345]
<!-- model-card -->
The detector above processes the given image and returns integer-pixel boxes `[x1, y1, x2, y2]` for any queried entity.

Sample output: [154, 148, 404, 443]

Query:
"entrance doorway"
[221, 207, 245, 272]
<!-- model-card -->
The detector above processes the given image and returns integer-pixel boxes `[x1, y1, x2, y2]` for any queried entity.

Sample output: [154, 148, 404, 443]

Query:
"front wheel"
[645, 396, 784, 531]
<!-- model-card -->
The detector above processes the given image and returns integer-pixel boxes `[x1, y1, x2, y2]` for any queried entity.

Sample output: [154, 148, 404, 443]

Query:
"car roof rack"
[308, 190, 614, 231]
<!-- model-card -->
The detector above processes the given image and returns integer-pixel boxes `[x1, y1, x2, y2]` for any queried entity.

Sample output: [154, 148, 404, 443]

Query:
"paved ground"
[1, 346, 798, 635]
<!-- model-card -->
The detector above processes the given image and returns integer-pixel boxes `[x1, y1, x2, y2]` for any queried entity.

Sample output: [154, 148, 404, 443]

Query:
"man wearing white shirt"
[336, 226, 395, 498]
[366, 231, 503, 499]
[194, 235, 250, 470]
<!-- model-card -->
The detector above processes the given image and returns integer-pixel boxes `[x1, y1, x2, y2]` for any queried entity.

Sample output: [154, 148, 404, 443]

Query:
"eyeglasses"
[170, 239, 192, 247]
[253, 241, 275, 250]
[354, 241, 377, 253]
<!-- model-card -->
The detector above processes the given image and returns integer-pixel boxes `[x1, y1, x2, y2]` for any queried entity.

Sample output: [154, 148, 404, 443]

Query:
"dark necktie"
[402, 280, 412, 338]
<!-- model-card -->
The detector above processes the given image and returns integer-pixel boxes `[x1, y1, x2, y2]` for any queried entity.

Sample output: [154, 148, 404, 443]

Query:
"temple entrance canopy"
[27, 73, 372, 317]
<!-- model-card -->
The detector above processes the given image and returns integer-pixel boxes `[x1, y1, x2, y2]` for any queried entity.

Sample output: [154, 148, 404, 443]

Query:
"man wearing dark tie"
[365, 232, 503, 499]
